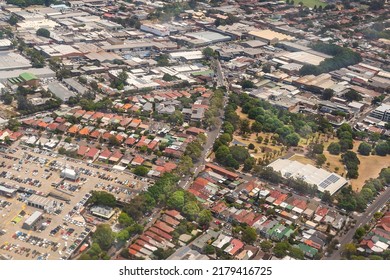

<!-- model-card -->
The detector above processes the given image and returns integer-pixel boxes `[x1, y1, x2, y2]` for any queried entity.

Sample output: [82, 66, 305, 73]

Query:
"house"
[224, 238, 244, 256]
[85, 147, 100, 161]
[77, 145, 89, 157]
[98, 149, 111, 161]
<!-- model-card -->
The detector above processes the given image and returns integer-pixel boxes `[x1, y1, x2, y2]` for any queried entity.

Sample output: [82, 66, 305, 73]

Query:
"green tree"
[198, 209, 213, 228]
[344, 89, 362, 102]
[322, 88, 334, 100]
[133, 165, 149, 177]
[167, 190, 185, 210]
[375, 142, 389, 156]
[6, 118, 20, 132]
[116, 229, 130, 242]
[36, 28, 50, 38]
[327, 142, 341, 155]
[182, 201, 200, 221]
[260, 240, 273, 252]
[285, 133, 300, 146]
[1, 91, 13, 105]
[241, 227, 258, 244]
[118, 212, 134, 227]
[162, 73, 174, 81]
[202, 47, 215, 58]
[316, 154, 327, 166]
[203, 244, 215, 255]
[92, 224, 115, 251]
[357, 142, 371, 156]
[88, 191, 116, 207]
[343, 243, 357, 259]
[321, 190, 332, 204]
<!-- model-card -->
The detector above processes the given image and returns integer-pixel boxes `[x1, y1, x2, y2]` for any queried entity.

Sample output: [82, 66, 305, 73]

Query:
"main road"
[179, 58, 228, 190]
[325, 186, 390, 260]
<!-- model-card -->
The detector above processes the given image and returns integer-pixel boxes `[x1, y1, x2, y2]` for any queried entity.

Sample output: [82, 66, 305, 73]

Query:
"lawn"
[297, 0, 327, 8]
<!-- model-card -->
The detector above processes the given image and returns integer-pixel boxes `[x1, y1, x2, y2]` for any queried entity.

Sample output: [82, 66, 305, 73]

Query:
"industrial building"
[0, 186, 17, 198]
[268, 159, 348, 195]
[0, 51, 32, 71]
[27, 194, 55, 211]
[22, 211, 43, 230]
[48, 81, 76, 102]
[60, 168, 80, 181]
[140, 23, 170, 37]
[90, 205, 115, 219]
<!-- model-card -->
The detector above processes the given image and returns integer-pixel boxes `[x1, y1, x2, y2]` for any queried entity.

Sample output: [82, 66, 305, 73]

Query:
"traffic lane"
[326, 187, 390, 260]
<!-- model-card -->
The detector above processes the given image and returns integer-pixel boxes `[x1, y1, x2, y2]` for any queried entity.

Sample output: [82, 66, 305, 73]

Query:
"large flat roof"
[0, 51, 31, 71]
[268, 159, 348, 195]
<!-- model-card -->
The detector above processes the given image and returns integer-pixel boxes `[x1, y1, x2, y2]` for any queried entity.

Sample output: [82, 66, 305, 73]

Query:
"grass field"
[297, 0, 327, 8]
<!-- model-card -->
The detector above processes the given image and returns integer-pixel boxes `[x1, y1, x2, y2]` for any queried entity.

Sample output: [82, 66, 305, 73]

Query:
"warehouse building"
[27, 194, 55, 211]
[60, 168, 79, 181]
[268, 159, 348, 195]
[0, 185, 17, 198]
[48, 81, 76, 102]
[22, 211, 43, 230]
[0, 51, 32, 71]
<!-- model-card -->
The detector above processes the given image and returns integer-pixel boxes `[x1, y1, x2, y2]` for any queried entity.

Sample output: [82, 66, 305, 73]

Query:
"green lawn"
[296, 0, 327, 8]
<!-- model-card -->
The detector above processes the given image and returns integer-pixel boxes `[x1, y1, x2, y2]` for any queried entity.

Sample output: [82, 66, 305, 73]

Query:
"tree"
[242, 227, 257, 244]
[88, 191, 116, 207]
[262, 64, 271, 73]
[322, 88, 334, 100]
[153, 248, 175, 260]
[285, 133, 300, 146]
[379, 168, 390, 184]
[375, 142, 389, 156]
[157, 54, 169, 66]
[251, 121, 262, 133]
[92, 224, 115, 251]
[203, 244, 215, 255]
[342, 243, 356, 259]
[1, 91, 13, 105]
[36, 28, 50, 38]
[344, 89, 362, 102]
[316, 154, 327, 166]
[310, 143, 324, 155]
[182, 201, 200, 221]
[108, 135, 120, 146]
[273, 241, 290, 258]
[118, 212, 134, 227]
[7, 14, 18, 26]
[240, 79, 256, 89]
[230, 146, 250, 163]
[6, 118, 20, 132]
[243, 157, 255, 172]
[202, 47, 215, 58]
[327, 142, 341, 155]
[198, 209, 212, 228]
[321, 190, 332, 204]
[162, 73, 174, 81]
[116, 229, 130, 242]
[133, 165, 149, 177]
[354, 227, 366, 240]
[357, 142, 371, 156]
[260, 240, 273, 252]
[215, 145, 230, 164]
[167, 190, 185, 210]
[289, 247, 304, 260]
[240, 119, 251, 134]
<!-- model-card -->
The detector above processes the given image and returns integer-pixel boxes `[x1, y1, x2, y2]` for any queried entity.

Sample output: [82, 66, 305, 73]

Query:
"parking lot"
[0, 144, 151, 259]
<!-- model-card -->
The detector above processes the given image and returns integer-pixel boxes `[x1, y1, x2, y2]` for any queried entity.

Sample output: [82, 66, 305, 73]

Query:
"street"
[326, 187, 390, 260]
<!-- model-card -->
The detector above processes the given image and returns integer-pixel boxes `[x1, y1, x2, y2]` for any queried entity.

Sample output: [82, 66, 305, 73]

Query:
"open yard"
[350, 141, 390, 192]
